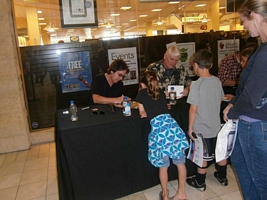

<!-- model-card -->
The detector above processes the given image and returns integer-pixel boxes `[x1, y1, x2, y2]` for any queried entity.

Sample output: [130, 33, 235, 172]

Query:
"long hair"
[139, 71, 160, 100]
[239, 0, 267, 22]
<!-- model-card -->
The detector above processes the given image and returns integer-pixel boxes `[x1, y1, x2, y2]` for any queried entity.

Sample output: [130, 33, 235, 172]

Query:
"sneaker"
[186, 177, 206, 192]
[214, 172, 228, 186]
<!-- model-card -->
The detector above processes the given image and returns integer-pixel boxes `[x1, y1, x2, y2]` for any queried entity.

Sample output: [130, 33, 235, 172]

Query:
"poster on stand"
[167, 42, 196, 77]
[218, 39, 240, 66]
[108, 47, 139, 85]
[59, 51, 92, 93]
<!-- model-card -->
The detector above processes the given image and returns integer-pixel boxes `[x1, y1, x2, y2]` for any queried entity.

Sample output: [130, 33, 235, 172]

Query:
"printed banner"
[218, 39, 240, 66]
[59, 51, 92, 93]
[108, 47, 139, 85]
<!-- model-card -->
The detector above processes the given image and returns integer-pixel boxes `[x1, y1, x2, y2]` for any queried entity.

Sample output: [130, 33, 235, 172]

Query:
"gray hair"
[165, 45, 181, 58]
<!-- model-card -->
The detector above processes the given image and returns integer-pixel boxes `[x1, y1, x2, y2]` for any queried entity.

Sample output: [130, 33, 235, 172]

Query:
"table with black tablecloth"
[55, 97, 200, 200]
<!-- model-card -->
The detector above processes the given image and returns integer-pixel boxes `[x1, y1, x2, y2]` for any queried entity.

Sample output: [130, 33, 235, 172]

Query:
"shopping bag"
[215, 119, 238, 163]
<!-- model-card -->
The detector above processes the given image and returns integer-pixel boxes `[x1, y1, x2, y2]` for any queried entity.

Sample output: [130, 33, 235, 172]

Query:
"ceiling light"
[195, 4, 206, 7]
[139, 15, 148, 17]
[120, 6, 131, 10]
[99, 20, 115, 28]
[169, 1, 179, 4]
[219, 7, 226, 9]
[37, 10, 42, 14]
[44, 23, 59, 32]
[38, 18, 44, 20]
[152, 8, 162, 12]
[39, 23, 46, 26]
[111, 13, 120, 16]
[129, 19, 137, 22]
[153, 17, 165, 26]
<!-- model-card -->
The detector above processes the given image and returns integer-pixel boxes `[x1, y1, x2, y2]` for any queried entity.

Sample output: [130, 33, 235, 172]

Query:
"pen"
[82, 106, 90, 110]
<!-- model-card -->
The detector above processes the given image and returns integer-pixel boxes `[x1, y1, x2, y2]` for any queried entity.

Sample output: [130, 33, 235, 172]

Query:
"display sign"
[218, 39, 240, 66]
[59, 0, 98, 28]
[59, 51, 92, 93]
[108, 47, 139, 86]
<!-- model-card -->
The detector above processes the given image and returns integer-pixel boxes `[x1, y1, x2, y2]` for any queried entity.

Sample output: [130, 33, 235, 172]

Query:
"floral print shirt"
[146, 60, 192, 91]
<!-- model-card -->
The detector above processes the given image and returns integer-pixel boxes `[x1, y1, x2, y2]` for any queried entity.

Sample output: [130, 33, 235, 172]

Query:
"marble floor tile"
[46, 193, 59, 200]
[3, 153, 17, 165]
[23, 157, 49, 171]
[47, 178, 58, 196]
[0, 161, 25, 176]
[0, 173, 21, 190]
[0, 186, 18, 200]
[20, 168, 48, 185]
[16, 151, 28, 162]
[16, 180, 47, 200]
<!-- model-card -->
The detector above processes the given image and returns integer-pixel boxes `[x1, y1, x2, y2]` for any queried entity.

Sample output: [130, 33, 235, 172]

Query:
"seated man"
[218, 51, 241, 87]
[91, 59, 129, 106]
[146, 45, 191, 97]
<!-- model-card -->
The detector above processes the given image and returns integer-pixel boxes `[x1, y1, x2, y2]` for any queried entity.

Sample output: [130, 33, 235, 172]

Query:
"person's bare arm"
[92, 94, 123, 106]
[188, 104, 198, 140]
[138, 103, 147, 118]
[179, 85, 190, 97]
[222, 79, 239, 87]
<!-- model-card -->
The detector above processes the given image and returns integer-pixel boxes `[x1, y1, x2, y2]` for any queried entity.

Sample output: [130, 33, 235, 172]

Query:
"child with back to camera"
[186, 49, 227, 191]
[135, 71, 189, 200]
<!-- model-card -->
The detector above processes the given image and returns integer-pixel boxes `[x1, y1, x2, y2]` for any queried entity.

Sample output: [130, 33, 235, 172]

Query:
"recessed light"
[195, 4, 206, 7]
[139, 15, 148, 17]
[111, 13, 120, 16]
[129, 19, 137, 22]
[37, 10, 42, 14]
[38, 18, 44, 20]
[152, 9, 162, 12]
[39, 23, 46, 25]
[169, 1, 179, 4]
[120, 6, 131, 10]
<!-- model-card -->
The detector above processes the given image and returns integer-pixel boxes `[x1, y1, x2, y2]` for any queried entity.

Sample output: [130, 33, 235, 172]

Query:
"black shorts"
[203, 137, 217, 162]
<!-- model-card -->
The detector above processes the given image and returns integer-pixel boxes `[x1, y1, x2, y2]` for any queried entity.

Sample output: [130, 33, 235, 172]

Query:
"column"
[207, 0, 219, 31]
[0, 0, 31, 153]
[26, 7, 41, 45]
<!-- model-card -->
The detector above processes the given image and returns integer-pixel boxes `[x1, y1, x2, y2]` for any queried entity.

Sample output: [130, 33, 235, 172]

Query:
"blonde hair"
[239, 0, 267, 22]
[165, 45, 181, 58]
[139, 71, 159, 100]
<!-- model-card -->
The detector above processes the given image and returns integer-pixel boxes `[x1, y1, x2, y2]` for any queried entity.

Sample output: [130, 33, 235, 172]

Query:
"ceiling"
[14, 0, 231, 42]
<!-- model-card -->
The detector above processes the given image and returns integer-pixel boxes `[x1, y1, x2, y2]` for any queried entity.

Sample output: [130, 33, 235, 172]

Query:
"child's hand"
[188, 130, 196, 140]
[139, 110, 147, 118]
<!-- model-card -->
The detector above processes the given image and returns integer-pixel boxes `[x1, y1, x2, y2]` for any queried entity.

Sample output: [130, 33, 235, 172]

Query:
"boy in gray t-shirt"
[186, 49, 228, 192]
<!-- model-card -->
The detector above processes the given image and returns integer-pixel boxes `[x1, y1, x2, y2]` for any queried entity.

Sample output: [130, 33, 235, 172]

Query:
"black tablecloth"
[55, 97, 199, 200]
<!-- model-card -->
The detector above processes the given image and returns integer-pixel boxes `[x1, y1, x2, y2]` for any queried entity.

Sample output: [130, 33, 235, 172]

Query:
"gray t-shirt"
[187, 76, 224, 138]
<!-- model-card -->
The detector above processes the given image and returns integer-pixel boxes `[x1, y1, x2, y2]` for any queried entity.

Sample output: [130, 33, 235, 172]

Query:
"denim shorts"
[161, 154, 185, 168]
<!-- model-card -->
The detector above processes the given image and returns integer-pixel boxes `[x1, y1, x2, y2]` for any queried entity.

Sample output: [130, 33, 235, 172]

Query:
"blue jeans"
[231, 119, 267, 200]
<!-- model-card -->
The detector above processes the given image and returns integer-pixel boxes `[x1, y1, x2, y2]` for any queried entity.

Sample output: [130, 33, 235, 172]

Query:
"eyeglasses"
[117, 72, 126, 78]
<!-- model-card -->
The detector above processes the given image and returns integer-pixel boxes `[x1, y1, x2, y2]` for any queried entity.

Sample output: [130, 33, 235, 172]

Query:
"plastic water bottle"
[169, 87, 177, 105]
[69, 100, 78, 121]
[122, 96, 131, 116]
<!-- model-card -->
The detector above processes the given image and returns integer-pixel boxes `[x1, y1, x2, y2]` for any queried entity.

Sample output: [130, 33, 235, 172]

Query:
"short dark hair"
[192, 49, 213, 69]
[107, 59, 129, 74]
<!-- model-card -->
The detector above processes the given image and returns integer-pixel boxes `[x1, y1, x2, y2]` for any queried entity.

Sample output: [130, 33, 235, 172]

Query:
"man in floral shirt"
[146, 45, 191, 97]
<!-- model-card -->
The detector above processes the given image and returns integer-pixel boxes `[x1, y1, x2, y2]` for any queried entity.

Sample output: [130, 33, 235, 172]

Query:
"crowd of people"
[89, 1, 267, 199]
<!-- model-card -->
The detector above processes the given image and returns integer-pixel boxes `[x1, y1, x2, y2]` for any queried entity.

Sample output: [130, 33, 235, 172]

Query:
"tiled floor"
[0, 142, 243, 200]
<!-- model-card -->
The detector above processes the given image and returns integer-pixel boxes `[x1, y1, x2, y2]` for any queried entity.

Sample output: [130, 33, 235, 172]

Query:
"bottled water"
[69, 100, 78, 121]
[169, 87, 177, 105]
[122, 96, 131, 116]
